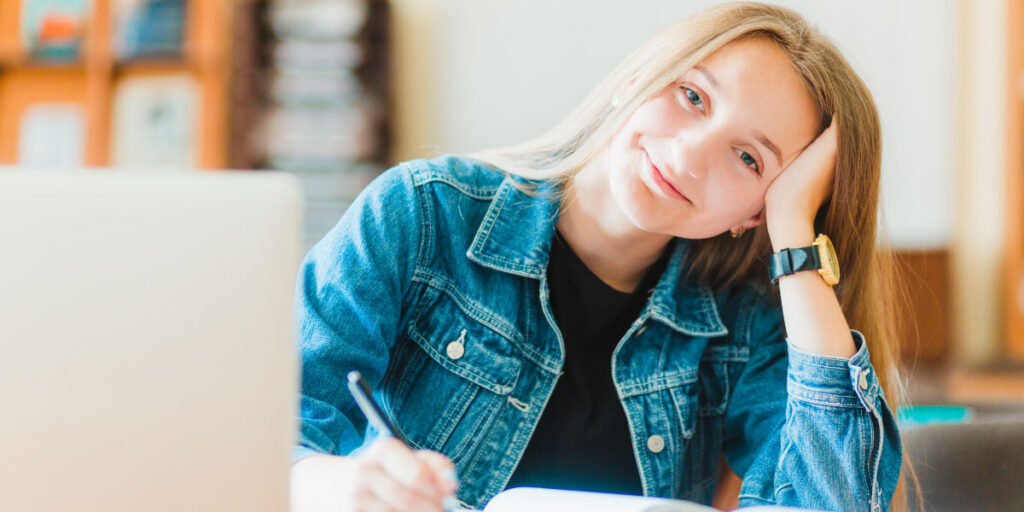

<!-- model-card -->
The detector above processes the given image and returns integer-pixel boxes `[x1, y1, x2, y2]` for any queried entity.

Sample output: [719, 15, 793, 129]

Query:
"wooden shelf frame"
[0, 0, 231, 168]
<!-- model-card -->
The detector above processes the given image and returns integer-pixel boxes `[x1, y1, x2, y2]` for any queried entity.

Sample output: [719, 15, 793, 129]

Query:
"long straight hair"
[464, 2, 913, 509]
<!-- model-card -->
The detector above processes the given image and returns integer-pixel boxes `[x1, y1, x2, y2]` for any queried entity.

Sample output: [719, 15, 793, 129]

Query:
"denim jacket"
[293, 155, 902, 511]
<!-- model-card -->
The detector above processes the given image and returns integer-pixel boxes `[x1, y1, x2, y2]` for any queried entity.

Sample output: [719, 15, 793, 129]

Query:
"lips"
[644, 151, 690, 203]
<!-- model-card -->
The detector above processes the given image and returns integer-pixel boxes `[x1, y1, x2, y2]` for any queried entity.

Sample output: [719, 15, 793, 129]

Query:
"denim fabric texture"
[293, 155, 902, 511]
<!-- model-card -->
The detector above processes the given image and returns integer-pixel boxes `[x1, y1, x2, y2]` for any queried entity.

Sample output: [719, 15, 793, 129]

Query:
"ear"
[736, 208, 765, 231]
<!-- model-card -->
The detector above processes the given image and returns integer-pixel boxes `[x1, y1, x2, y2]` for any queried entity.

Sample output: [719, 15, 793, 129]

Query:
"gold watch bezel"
[813, 234, 840, 286]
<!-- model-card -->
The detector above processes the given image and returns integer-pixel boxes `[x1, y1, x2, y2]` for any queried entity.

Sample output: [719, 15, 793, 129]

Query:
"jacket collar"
[467, 176, 728, 337]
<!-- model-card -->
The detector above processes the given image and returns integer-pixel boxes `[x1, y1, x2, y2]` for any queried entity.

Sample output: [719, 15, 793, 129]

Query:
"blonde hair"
[464, 2, 914, 509]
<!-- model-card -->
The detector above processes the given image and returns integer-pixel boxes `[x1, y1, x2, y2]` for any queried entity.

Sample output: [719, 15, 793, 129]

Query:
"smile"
[645, 151, 690, 203]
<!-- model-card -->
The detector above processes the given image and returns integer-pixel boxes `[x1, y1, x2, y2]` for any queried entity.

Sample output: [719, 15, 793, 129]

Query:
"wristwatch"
[769, 234, 840, 286]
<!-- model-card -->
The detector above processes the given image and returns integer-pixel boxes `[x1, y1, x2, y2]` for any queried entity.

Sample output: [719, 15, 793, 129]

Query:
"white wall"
[393, 0, 958, 250]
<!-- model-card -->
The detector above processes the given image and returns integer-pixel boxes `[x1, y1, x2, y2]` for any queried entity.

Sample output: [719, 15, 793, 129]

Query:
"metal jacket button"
[647, 435, 665, 453]
[446, 329, 466, 360]
[859, 368, 870, 390]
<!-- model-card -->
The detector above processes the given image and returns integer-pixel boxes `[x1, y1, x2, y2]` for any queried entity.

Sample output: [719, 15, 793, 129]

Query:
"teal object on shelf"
[898, 405, 973, 427]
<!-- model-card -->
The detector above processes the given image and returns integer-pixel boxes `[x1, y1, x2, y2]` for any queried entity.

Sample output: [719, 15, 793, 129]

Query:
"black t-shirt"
[504, 230, 668, 495]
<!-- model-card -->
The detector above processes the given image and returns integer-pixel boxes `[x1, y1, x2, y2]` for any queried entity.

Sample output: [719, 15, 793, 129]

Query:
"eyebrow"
[753, 130, 783, 168]
[693, 65, 721, 90]
[693, 65, 783, 168]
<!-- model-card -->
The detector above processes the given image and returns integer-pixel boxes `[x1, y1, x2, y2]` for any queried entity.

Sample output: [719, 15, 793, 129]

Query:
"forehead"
[690, 37, 821, 170]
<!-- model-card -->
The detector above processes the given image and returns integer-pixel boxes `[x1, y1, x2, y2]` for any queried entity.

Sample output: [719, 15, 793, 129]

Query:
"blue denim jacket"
[293, 155, 902, 511]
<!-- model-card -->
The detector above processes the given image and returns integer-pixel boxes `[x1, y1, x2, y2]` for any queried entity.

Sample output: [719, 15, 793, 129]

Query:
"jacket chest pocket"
[387, 285, 522, 464]
[646, 345, 740, 499]
[683, 349, 744, 501]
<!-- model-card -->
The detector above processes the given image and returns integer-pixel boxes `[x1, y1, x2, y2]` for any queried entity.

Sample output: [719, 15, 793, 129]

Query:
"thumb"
[415, 450, 458, 494]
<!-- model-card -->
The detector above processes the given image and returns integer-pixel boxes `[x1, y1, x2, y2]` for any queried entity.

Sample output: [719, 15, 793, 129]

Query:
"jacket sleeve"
[292, 164, 423, 464]
[722, 304, 902, 512]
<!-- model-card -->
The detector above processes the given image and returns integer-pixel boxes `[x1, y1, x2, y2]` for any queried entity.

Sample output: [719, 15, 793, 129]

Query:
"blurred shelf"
[0, 0, 230, 168]
[112, 56, 191, 73]
[0, 55, 86, 70]
[946, 367, 1024, 404]
[907, 363, 1024, 406]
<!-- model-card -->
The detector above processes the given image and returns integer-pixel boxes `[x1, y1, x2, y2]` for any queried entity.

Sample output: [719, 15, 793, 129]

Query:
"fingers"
[361, 461, 443, 512]
[349, 484, 395, 512]
[359, 438, 450, 512]
[371, 438, 444, 498]
[415, 450, 459, 494]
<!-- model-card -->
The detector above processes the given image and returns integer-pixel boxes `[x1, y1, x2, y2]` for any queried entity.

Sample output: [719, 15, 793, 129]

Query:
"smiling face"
[605, 36, 822, 239]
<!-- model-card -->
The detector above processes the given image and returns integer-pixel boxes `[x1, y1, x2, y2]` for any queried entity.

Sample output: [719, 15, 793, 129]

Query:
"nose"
[668, 128, 716, 180]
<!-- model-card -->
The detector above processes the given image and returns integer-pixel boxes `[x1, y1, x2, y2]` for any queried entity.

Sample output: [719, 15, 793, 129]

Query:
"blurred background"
[0, 0, 1022, 413]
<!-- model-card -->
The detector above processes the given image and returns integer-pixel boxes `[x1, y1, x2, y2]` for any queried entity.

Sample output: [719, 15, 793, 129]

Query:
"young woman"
[290, 3, 906, 511]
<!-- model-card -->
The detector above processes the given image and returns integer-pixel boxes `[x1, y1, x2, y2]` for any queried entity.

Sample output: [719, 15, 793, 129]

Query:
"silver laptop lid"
[0, 169, 302, 511]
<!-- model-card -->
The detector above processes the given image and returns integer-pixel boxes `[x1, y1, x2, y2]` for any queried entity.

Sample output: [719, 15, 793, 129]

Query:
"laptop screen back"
[0, 169, 302, 511]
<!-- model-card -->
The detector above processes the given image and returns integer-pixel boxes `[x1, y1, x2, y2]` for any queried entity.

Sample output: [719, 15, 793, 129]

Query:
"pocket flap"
[408, 287, 521, 395]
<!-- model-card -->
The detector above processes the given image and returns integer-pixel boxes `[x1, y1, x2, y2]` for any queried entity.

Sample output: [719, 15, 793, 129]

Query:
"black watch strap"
[769, 246, 821, 285]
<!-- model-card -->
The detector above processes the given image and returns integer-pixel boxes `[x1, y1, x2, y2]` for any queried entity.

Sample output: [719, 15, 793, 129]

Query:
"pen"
[347, 371, 464, 511]
[347, 370, 401, 440]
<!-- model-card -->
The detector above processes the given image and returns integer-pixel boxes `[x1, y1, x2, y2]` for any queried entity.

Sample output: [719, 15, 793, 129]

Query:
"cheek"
[613, 94, 687, 148]
[631, 96, 686, 136]
[705, 180, 767, 219]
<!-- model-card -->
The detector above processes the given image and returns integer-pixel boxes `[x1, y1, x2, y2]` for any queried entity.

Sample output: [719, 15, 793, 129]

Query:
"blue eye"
[681, 87, 704, 111]
[736, 149, 760, 174]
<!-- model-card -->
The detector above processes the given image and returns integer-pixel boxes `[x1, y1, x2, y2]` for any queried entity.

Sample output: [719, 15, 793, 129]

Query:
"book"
[21, 0, 90, 60]
[109, 74, 197, 168]
[468, 487, 813, 512]
[111, 0, 185, 59]
[17, 103, 84, 167]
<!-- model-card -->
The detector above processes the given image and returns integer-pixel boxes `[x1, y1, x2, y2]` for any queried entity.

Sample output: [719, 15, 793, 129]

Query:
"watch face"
[815, 234, 840, 286]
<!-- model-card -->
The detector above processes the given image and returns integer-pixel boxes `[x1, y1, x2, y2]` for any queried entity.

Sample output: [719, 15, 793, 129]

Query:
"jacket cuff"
[786, 329, 882, 412]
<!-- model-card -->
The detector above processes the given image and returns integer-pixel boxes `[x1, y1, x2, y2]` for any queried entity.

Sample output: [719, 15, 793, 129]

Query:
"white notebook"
[471, 487, 813, 512]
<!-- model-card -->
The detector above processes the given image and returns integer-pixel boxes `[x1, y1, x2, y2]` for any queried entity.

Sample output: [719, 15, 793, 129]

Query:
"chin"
[610, 167, 659, 228]
[609, 178, 691, 237]
[609, 165, 718, 239]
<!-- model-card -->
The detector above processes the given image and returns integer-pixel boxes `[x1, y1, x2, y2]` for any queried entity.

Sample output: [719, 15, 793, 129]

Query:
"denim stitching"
[702, 345, 749, 362]
[788, 356, 852, 370]
[668, 385, 696, 439]
[406, 164, 435, 275]
[738, 493, 774, 504]
[447, 386, 504, 464]
[383, 334, 421, 412]
[618, 369, 700, 398]
[787, 381, 865, 407]
[774, 482, 794, 502]
[426, 381, 477, 452]
[466, 182, 547, 277]
[649, 288, 730, 336]
[414, 271, 521, 343]
[413, 171, 502, 199]
[406, 323, 519, 396]
[777, 402, 796, 477]
[868, 402, 885, 511]
[410, 270, 561, 373]
[479, 376, 556, 505]
[649, 308, 729, 337]
[696, 361, 730, 416]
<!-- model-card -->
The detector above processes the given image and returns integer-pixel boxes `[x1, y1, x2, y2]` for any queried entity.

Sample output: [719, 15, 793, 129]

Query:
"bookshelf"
[0, 0, 231, 168]
[0, 0, 392, 248]
[230, 0, 393, 249]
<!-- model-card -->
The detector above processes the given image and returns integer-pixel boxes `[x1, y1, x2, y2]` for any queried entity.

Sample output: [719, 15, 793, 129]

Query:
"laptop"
[0, 168, 303, 511]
